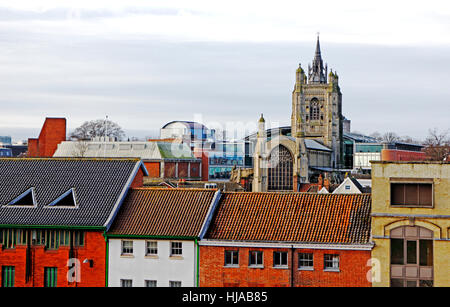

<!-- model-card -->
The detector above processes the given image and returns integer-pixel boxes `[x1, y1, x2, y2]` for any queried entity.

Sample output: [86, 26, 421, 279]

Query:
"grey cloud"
[0, 29, 449, 142]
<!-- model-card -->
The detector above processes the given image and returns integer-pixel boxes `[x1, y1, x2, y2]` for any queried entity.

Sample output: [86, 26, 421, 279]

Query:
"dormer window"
[5, 188, 36, 207]
[46, 188, 77, 208]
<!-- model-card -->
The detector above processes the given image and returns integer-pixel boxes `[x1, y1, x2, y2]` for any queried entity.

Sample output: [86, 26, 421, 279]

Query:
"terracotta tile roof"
[206, 192, 371, 244]
[107, 188, 217, 237]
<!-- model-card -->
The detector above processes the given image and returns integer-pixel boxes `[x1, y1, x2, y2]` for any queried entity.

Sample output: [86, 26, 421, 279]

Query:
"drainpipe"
[103, 231, 109, 287]
[195, 238, 200, 287]
[290, 245, 295, 287]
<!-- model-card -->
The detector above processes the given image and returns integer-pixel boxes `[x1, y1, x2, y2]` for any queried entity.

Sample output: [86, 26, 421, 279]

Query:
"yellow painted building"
[371, 161, 450, 287]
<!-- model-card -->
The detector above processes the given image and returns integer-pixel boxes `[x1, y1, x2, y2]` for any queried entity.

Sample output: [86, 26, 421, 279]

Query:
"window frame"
[145, 280, 157, 287]
[324, 254, 340, 272]
[121, 240, 134, 256]
[170, 241, 183, 257]
[273, 251, 288, 268]
[390, 181, 434, 208]
[44, 267, 57, 287]
[145, 241, 158, 256]
[224, 250, 239, 267]
[2, 266, 15, 287]
[169, 281, 182, 287]
[120, 279, 132, 287]
[248, 250, 264, 268]
[298, 253, 314, 271]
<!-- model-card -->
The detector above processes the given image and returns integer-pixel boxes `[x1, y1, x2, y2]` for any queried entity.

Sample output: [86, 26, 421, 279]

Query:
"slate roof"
[107, 188, 217, 237]
[205, 192, 371, 244]
[0, 158, 145, 228]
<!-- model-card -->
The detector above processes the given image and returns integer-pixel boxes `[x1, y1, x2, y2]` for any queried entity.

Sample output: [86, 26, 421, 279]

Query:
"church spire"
[308, 34, 327, 84]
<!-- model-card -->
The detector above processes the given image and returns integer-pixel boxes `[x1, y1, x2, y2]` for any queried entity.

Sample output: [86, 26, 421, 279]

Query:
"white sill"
[298, 267, 314, 271]
[273, 266, 289, 269]
[120, 254, 134, 258]
[224, 265, 239, 268]
[169, 255, 184, 260]
[144, 255, 159, 259]
[324, 268, 340, 272]
[248, 265, 264, 269]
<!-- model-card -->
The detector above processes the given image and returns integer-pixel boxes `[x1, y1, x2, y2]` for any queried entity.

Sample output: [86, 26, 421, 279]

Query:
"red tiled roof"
[107, 188, 217, 237]
[206, 192, 371, 244]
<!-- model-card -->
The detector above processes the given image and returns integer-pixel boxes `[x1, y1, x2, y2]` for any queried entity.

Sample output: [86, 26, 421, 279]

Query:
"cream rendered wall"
[371, 162, 450, 287]
[108, 239, 197, 287]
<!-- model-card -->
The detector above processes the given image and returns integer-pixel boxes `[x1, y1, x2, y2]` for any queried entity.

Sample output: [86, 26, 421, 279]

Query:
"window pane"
[419, 240, 433, 266]
[391, 279, 404, 287]
[391, 184, 405, 205]
[407, 241, 417, 264]
[299, 253, 314, 269]
[274, 252, 287, 267]
[391, 239, 404, 265]
[406, 280, 417, 287]
[419, 280, 433, 287]
[418, 184, 432, 206]
[145, 280, 157, 287]
[405, 184, 418, 205]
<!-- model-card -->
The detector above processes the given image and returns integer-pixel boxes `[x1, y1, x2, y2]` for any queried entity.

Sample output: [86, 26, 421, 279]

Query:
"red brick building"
[200, 192, 373, 287]
[28, 117, 66, 157]
[0, 158, 147, 287]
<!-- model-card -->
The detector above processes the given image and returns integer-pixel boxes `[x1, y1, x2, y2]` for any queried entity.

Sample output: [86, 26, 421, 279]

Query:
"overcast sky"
[0, 1, 449, 142]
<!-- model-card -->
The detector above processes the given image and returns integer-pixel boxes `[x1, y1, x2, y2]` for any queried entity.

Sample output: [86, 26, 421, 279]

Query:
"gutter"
[105, 234, 197, 240]
[0, 224, 104, 230]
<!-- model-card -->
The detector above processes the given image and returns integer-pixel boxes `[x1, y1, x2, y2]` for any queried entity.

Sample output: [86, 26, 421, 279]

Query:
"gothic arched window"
[268, 145, 293, 191]
[310, 98, 320, 120]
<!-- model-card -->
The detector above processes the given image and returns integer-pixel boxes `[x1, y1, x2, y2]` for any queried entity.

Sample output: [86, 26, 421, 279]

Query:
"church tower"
[291, 35, 343, 168]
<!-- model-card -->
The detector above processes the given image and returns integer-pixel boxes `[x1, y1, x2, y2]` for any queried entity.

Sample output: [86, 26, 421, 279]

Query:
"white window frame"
[170, 241, 183, 256]
[121, 240, 133, 256]
[120, 279, 132, 287]
[248, 250, 264, 268]
[298, 253, 314, 270]
[145, 241, 158, 256]
[324, 254, 340, 272]
[145, 280, 157, 287]
[169, 281, 182, 287]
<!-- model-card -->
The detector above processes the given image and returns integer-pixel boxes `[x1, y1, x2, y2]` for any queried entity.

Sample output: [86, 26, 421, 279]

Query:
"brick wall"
[27, 118, 66, 157]
[143, 162, 160, 178]
[130, 168, 144, 188]
[381, 149, 426, 162]
[178, 162, 189, 178]
[200, 246, 371, 287]
[0, 231, 106, 287]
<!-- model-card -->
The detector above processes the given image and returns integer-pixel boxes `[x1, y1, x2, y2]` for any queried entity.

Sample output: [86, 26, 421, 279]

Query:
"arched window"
[390, 226, 434, 287]
[268, 145, 293, 191]
[310, 98, 320, 120]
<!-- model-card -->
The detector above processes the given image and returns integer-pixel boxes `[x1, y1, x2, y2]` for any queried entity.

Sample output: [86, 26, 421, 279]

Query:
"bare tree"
[423, 128, 450, 161]
[381, 132, 400, 143]
[369, 132, 383, 142]
[71, 140, 89, 158]
[70, 119, 125, 141]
